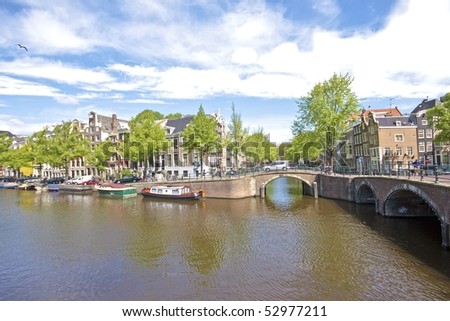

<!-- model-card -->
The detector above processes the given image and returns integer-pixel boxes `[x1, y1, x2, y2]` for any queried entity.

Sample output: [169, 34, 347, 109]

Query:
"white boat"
[96, 183, 137, 198]
[0, 182, 19, 189]
[140, 185, 203, 200]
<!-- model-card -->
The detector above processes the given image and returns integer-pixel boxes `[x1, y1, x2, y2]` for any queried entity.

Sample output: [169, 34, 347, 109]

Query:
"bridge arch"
[384, 184, 441, 219]
[355, 182, 377, 204]
[259, 173, 315, 197]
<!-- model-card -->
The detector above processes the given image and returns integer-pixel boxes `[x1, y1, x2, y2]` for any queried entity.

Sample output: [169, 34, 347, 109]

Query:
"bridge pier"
[260, 184, 266, 199]
[441, 222, 450, 249]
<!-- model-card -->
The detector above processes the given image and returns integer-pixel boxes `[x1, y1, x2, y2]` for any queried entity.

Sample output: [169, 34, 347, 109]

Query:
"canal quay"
[1, 174, 450, 300]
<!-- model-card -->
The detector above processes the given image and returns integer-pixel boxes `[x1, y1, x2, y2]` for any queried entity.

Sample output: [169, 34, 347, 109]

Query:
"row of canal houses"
[38, 111, 228, 179]
[339, 97, 448, 174]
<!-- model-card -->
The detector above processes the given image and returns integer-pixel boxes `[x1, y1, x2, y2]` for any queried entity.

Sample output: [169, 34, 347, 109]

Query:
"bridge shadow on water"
[335, 200, 450, 278]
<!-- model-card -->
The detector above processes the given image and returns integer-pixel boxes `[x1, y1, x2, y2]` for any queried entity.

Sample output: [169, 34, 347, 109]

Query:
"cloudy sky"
[1, 0, 449, 143]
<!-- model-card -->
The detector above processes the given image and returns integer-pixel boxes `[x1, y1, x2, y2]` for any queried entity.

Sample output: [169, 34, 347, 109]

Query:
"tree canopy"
[48, 121, 90, 178]
[124, 109, 169, 176]
[227, 103, 248, 168]
[241, 127, 276, 165]
[182, 105, 221, 173]
[292, 73, 359, 167]
[427, 93, 450, 143]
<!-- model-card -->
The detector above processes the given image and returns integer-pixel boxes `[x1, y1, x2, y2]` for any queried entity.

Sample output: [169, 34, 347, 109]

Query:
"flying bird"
[18, 44, 28, 51]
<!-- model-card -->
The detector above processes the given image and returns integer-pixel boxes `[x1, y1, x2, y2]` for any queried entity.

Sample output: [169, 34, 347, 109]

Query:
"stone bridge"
[318, 174, 450, 248]
[141, 170, 450, 248]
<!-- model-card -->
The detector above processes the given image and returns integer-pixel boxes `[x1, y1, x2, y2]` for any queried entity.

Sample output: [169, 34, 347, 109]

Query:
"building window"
[394, 134, 404, 142]
[396, 147, 402, 156]
[419, 142, 425, 152]
[183, 154, 188, 167]
[426, 129, 433, 138]
[174, 138, 178, 149]
[426, 142, 433, 152]
[362, 133, 368, 142]
[407, 147, 413, 156]
[384, 147, 392, 156]
[363, 145, 369, 156]
[174, 154, 179, 166]
[418, 129, 424, 139]
[422, 119, 428, 126]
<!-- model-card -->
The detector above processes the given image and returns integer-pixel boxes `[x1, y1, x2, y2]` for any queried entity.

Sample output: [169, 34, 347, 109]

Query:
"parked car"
[66, 175, 94, 185]
[83, 178, 101, 185]
[114, 175, 141, 183]
[44, 177, 65, 184]
[263, 160, 288, 172]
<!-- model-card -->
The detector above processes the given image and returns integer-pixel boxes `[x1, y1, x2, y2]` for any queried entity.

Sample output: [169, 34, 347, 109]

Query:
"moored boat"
[0, 182, 19, 189]
[96, 183, 137, 198]
[17, 182, 36, 190]
[47, 183, 60, 192]
[59, 184, 94, 193]
[140, 185, 203, 200]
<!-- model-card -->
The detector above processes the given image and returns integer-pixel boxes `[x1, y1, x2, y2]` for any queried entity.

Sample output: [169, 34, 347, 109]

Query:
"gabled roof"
[351, 107, 402, 120]
[377, 116, 415, 127]
[0, 130, 14, 137]
[165, 116, 194, 135]
[410, 98, 441, 115]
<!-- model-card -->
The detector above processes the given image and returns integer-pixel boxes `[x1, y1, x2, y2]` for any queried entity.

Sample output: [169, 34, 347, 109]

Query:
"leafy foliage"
[182, 105, 221, 172]
[427, 93, 450, 143]
[285, 131, 323, 163]
[123, 109, 168, 176]
[47, 121, 90, 177]
[292, 73, 359, 167]
[241, 127, 276, 165]
[86, 141, 116, 176]
[227, 103, 248, 168]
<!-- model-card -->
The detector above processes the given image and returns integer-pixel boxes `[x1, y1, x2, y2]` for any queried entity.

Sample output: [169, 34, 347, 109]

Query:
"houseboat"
[96, 183, 137, 198]
[140, 185, 203, 200]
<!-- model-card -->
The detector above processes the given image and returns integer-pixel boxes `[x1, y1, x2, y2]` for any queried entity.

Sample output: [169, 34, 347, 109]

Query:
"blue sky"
[1, 0, 449, 143]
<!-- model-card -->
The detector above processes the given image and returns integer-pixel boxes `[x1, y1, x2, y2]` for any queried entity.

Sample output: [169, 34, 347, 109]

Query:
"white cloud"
[0, 58, 114, 86]
[0, 75, 60, 97]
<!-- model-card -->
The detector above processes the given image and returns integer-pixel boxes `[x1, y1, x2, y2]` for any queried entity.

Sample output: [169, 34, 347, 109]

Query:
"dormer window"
[396, 121, 401, 126]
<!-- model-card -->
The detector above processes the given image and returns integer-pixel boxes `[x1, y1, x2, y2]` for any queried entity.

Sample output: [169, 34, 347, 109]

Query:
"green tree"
[1, 146, 32, 177]
[292, 73, 359, 168]
[86, 141, 116, 178]
[428, 93, 450, 143]
[26, 129, 51, 177]
[182, 105, 221, 174]
[47, 121, 90, 178]
[165, 113, 183, 119]
[0, 133, 13, 167]
[285, 131, 323, 164]
[227, 103, 248, 168]
[241, 127, 276, 165]
[123, 109, 169, 177]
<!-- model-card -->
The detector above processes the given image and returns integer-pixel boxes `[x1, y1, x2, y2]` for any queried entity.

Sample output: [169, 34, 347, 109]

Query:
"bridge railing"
[160, 166, 322, 183]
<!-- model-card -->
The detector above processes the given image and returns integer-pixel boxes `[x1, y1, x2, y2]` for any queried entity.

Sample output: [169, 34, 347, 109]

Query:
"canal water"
[1, 177, 449, 300]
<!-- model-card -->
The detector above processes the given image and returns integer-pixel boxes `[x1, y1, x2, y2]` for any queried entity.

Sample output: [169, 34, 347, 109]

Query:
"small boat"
[47, 183, 60, 192]
[140, 185, 203, 200]
[96, 183, 137, 198]
[17, 182, 36, 190]
[0, 182, 19, 189]
[59, 184, 94, 194]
